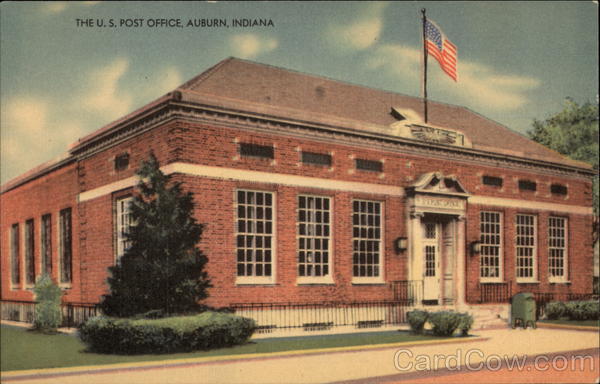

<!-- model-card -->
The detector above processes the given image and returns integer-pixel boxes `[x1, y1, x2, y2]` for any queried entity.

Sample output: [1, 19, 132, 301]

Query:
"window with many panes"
[10, 223, 20, 286]
[352, 200, 383, 282]
[41, 214, 52, 276]
[424, 245, 436, 277]
[115, 196, 133, 260]
[236, 190, 274, 283]
[548, 217, 568, 281]
[480, 211, 502, 281]
[59, 208, 72, 284]
[25, 219, 35, 286]
[516, 214, 537, 281]
[298, 195, 331, 282]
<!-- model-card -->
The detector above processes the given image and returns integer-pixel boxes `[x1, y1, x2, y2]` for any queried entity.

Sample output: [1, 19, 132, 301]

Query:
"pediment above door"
[407, 172, 470, 216]
[407, 172, 470, 198]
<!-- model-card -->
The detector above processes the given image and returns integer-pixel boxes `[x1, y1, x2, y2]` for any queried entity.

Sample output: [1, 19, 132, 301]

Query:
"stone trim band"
[77, 162, 592, 216]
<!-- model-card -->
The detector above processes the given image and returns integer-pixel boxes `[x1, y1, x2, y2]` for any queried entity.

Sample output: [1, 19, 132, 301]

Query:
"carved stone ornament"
[407, 172, 470, 216]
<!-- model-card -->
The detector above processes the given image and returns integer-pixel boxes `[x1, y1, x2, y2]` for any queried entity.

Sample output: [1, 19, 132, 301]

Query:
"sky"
[1, 1, 598, 184]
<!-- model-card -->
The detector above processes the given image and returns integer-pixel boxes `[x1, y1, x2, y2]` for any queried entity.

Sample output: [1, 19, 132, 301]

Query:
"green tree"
[528, 98, 599, 241]
[100, 153, 211, 317]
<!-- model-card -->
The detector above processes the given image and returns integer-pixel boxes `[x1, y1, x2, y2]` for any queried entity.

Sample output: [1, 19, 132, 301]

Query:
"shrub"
[566, 300, 599, 321]
[79, 311, 256, 354]
[565, 301, 588, 321]
[580, 301, 599, 320]
[458, 312, 474, 336]
[406, 310, 429, 334]
[428, 311, 462, 336]
[548, 300, 599, 321]
[545, 301, 568, 320]
[32, 275, 63, 333]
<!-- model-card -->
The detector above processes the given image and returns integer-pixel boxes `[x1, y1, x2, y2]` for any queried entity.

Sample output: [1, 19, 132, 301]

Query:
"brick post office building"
[1, 58, 595, 329]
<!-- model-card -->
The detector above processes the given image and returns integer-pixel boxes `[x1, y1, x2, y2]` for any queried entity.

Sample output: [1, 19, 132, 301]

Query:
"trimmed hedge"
[546, 300, 599, 321]
[79, 311, 256, 354]
[407, 310, 429, 334]
[458, 312, 474, 336]
[407, 310, 473, 336]
[428, 311, 462, 336]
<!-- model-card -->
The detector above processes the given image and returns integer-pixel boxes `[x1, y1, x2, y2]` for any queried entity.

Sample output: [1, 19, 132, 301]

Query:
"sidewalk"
[2, 327, 599, 384]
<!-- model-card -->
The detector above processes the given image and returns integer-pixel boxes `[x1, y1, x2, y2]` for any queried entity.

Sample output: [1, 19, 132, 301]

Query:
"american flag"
[424, 19, 457, 81]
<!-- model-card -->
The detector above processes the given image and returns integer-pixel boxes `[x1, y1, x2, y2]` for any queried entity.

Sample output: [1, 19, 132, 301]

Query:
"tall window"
[298, 195, 331, 280]
[516, 214, 537, 281]
[10, 223, 20, 286]
[548, 217, 568, 281]
[25, 219, 35, 286]
[480, 211, 502, 281]
[116, 196, 133, 260]
[352, 200, 383, 281]
[236, 190, 274, 282]
[59, 208, 72, 284]
[41, 214, 52, 275]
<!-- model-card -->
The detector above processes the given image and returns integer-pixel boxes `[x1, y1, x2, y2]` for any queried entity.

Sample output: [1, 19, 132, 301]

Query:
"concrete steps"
[466, 304, 510, 330]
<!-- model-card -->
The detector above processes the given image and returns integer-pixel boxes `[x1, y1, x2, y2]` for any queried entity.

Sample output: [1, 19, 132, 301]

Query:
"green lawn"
[538, 319, 600, 327]
[1, 324, 448, 371]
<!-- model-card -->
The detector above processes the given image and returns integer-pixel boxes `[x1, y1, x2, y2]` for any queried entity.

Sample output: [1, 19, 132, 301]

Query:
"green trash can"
[511, 293, 536, 329]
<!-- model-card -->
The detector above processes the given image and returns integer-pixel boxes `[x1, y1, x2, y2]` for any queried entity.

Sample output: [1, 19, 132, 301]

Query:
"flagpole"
[421, 8, 428, 123]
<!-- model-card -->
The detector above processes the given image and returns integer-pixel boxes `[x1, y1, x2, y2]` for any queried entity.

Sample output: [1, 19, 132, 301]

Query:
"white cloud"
[335, 18, 382, 50]
[367, 43, 540, 111]
[1, 96, 88, 183]
[328, 3, 388, 51]
[2, 97, 49, 136]
[366, 44, 421, 78]
[82, 58, 133, 119]
[453, 62, 541, 110]
[156, 67, 183, 95]
[229, 34, 278, 59]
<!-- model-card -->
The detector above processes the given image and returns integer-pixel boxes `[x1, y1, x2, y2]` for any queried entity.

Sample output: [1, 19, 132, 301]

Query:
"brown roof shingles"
[178, 58, 587, 168]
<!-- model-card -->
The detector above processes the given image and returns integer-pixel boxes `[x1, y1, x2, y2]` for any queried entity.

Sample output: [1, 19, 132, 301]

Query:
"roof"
[174, 57, 587, 168]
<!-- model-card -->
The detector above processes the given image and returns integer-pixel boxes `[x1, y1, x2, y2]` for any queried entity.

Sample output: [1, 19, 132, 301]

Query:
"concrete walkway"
[2, 327, 598, 384]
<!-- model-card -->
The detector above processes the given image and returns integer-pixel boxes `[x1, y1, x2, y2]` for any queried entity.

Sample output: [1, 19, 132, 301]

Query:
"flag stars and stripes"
[424, 19, 458, 81]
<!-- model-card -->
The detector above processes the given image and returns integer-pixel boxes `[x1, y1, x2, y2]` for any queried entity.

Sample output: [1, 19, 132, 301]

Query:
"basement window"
[482, 175, 503, 187]
[301, 151, 331, 167]
[239, 143, 274, 159]
[356, 159, 383, 172]
[114, 153, 130, 171]
[518, 180, 537, 192]
[550, 184, 568, 195]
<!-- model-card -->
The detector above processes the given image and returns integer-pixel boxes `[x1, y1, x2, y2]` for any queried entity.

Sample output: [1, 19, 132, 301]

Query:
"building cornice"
[163, 101, 594, 179]
[3, 97, 594, 194]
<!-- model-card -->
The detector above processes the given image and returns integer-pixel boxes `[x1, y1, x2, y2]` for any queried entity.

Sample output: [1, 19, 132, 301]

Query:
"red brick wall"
[465, 205, 594, 301]
[1, 118, 594, 308]
[174, 175, 407, 306]
[1, 163, 81, 303]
